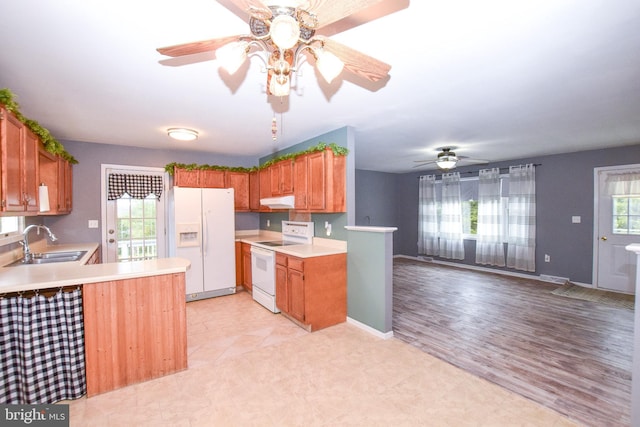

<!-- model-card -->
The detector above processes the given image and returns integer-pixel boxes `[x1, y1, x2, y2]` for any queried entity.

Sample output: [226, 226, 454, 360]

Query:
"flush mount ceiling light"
[157, 1, 393, 98]
[167, 128, 198, 141]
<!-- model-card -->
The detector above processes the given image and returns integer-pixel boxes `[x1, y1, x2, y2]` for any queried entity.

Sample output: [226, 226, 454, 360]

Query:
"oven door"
[250, 246, 276, 295]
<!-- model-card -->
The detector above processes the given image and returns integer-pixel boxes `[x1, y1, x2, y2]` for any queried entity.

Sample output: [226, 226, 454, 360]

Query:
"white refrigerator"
[170, 187, 236, 301]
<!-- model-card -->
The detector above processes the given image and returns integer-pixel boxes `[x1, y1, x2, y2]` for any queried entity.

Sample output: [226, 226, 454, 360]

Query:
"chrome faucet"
[20, 224, 58, 262]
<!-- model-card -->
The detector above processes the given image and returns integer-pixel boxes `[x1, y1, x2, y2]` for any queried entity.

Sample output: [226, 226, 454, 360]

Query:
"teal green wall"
[346, 229, 394, 333]
[259, 127, 350, 163]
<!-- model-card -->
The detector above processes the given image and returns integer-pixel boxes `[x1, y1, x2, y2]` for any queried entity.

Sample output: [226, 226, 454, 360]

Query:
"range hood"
[260, 195, 295, 209]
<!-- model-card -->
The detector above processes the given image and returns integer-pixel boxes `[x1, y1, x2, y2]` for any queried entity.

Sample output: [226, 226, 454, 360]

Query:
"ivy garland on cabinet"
[164, 142, 348, 175]
[0, 88, 77, 163]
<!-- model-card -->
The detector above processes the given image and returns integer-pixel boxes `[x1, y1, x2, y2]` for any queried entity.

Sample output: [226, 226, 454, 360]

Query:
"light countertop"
[0, 243, 190, 293]
[236, 231, 347, 258]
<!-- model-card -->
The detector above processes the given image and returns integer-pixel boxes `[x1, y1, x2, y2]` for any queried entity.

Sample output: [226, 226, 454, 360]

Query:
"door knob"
[108, 229, 115, 234]
[108, 238, 115, 243]
[601, 236, 607, 241]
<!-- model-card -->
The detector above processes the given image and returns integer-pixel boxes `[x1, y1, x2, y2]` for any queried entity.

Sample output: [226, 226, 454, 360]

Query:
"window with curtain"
[439, 172, 465, 260]
[107, 174, 163, 201]
[475, 168, 505, 266]
[606, 172, 640, 235]
[418, 175, 439, 255]
[506, 164, 536, 271]
[417, 164, 535, 271]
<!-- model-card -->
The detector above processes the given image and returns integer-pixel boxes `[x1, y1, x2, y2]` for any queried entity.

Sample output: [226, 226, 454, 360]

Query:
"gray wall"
[355, 169, 399, 251]
[41, 140, 259, 245]
[357, 144, 640, 284]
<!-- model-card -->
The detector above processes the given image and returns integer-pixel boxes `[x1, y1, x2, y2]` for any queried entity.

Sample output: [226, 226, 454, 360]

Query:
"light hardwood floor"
[392, 258, 634, 427]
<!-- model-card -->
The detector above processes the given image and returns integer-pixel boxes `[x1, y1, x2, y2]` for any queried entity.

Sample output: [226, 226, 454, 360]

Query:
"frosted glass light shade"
[216, 41, 248, 74]
[315, 49, 344, 83]
[436, 157, 458, 170]
[167, 128, 198, 141]
[270, 15, 300, 50]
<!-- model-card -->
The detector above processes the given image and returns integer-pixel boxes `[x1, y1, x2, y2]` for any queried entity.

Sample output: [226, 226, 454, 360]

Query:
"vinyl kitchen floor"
[66, 291, 578, 426]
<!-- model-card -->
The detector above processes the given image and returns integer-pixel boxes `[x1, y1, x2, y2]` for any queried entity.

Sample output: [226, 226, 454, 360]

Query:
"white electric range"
[250, 221, 314, 312]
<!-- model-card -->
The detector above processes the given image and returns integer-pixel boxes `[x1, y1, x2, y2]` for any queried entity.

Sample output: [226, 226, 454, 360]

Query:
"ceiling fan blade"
[413, 160, 437, 168]
[315, 36, 390, 82]
[215, 0, 271, 22]
[157, 35, 243, 57]
[458, 156, 490, 165]
[307, 0, 386, 29]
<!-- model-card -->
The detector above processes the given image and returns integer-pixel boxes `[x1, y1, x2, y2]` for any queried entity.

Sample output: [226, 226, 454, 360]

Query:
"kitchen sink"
[5, 250, 87, 267]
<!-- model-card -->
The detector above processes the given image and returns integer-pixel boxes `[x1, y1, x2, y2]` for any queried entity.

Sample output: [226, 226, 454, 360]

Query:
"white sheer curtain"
[475, 168, 505, 266]
[440, 172, 465, 260]
[606, 172, 640, 195]
[506, 164, 536, 271]
[418, 175, 439, 255]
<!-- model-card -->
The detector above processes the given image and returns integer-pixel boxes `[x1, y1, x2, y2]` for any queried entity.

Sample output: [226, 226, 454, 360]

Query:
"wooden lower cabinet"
[275, 252, 347, 331]
[82, 273, 187, 396]
[241, 242, 252, 291]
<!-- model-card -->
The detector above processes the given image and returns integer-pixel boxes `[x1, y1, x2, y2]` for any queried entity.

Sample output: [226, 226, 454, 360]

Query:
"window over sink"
[0, 216, 25, 246]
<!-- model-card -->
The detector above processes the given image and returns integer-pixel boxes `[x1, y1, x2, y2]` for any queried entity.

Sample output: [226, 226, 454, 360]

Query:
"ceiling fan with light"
[414, 147, 489, 171]
[157, 0, 395, 97]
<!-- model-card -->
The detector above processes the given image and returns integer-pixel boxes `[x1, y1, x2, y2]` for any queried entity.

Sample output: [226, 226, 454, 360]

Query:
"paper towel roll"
[39, 184, 50, 212]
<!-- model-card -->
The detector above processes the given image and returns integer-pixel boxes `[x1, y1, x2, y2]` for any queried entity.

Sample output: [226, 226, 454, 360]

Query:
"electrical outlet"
[544, 254, 551, 262]
[88, 220, 99, 229]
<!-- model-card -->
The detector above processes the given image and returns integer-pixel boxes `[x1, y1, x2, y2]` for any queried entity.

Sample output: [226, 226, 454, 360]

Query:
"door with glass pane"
[595, 166, 640, 293]
[102, 165, 166, 263]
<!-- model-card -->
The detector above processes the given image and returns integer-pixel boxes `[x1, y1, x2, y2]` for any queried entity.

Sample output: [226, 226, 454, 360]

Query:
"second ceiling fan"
[157, 0, 397, 97]
[414, 148, 489, 171]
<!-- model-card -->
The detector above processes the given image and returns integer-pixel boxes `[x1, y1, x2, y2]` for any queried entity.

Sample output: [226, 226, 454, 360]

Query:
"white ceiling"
[1, 0, 639, 173]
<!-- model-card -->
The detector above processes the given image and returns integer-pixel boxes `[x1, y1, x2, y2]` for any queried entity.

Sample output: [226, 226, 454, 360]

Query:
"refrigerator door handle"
[202, 214, 207, 256]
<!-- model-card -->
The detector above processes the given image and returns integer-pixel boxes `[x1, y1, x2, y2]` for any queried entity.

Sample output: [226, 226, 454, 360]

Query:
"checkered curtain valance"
[108, 173, 163, 201]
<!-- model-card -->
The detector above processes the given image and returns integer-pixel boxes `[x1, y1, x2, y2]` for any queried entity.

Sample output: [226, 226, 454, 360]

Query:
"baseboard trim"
[394, 254, 582, 284]
[346, 317, 394, 340]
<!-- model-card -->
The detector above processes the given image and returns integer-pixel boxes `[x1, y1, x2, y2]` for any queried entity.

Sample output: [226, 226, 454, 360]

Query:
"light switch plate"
[88, 220, 99, 228]
[571, 216, 581, 224]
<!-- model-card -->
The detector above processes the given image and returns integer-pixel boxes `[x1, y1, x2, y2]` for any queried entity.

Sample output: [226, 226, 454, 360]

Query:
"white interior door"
[101, 165, 167, 263]
[594, 165, 640, 293]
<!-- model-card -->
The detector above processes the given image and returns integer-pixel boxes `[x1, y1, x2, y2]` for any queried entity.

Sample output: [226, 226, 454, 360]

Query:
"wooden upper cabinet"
[249, 170, 260, 211]
[258, 167, 273, 212]
[201, 169, 225, 188]
[292, 148, 346, 213]
[294, 154, 309, 210]
[307, 151, 327, 211]
[225, 171, 249, 211]
[38, 145, 73, 215]
[270, 160, 294, 196]
[324, 149, 346, 213]
[23, 128, 39, 212]
[0, 107, 39, 213]
[173, 167, 200, 187]
[172, 147, 346, 213]
[57, 157, 73, 213]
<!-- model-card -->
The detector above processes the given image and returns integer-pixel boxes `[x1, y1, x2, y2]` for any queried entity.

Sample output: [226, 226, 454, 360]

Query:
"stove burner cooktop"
[255, 241, 301, 247]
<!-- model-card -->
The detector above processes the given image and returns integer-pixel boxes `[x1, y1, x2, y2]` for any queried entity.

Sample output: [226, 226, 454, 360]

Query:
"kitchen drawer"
[276, 252, 288, 266]
[288, 257, 304, 272]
